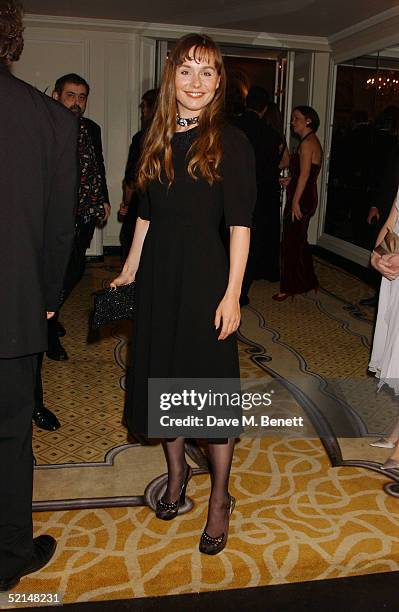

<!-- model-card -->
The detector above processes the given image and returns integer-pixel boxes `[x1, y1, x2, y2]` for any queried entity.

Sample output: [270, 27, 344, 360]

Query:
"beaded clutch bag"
[92, 282, 136, 328]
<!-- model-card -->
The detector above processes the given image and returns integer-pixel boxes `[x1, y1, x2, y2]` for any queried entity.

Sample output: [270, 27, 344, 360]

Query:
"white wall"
[12, 25, 143, 254]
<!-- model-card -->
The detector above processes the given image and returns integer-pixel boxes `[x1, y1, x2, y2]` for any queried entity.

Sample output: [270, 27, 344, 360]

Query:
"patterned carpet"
[13, 441, 399, 606]
[34, 256, 396, 468]
[5, 256, 399, 607]
[35, 260, 128, 465]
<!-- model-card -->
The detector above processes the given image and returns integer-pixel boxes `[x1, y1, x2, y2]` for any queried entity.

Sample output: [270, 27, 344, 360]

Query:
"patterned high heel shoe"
[199, 494, 236, 555]
[156, 463, 192, 520]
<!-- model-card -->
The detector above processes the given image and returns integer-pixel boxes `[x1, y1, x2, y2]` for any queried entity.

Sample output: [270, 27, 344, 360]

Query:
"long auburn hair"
[137, 33, 226, 190]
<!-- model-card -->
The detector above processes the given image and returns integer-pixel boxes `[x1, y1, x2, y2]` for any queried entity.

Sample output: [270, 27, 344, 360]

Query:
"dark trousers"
[260, 188, 281, 281]
[35, 220, 94, 409]
[241, 225, 259, 300]
[34, 353, 45, 408]
[62, 220, 94, 305]
[46, 221, 93, 351]
[241, 187, 281, 298]
[0, 354, 37, 579]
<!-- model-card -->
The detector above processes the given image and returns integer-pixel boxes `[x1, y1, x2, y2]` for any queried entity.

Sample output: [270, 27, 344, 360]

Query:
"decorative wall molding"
[139, 37, 156, 98]
[313, 58, 336, 244]
[24, 13, 331, 52]
[21, 8, 399, 257]
[329, 6, 399, 45]
[329, 6, 399, 64]
[308, 52, 332, 245]
[24, 7, 399, 64]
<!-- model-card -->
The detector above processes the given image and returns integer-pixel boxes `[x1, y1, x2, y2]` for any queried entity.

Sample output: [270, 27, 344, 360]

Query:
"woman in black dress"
[111, 34, 256, 555]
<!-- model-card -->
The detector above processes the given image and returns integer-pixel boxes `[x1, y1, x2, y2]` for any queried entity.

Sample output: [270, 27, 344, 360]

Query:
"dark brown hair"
[54, 73, 90, 96]
[0, 0, 23, 63]
[142, 88, 158, 109]
[293, 105, 320, 132]
[246, 86, 270, 112]
[137, 33, 226, 190]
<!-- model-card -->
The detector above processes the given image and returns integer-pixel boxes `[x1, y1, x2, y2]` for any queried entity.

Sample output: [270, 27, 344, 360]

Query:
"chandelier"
[366, 73, 399, 95]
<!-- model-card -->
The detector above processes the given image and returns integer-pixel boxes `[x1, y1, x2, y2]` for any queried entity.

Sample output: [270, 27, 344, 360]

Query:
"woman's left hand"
[291, 201, 303, 222]
[214, 295, 241, 340]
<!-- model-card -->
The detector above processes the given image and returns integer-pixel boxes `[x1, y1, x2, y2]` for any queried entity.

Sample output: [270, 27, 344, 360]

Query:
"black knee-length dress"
[125, 124, 256, 435]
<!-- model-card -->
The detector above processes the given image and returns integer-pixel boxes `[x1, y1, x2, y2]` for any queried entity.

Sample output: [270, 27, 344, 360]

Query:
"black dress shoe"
[0, 535, 57, 592]
[46, 338, 69, 361]
[33, 406, 61, 431]
[56, 321, 66, 337]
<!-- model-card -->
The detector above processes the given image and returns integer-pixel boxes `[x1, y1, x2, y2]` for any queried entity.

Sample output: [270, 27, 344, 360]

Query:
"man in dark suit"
[235, 86, 285, 304]
[119, 88, 158, 259]
[0, 0, 78, 591]
[48, 73, 111, 360]
[361, 141, 399, 306]
[32, 73, 111, 432]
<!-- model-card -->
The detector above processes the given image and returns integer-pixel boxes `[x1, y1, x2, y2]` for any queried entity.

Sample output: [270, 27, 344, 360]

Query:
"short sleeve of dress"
[138, 190, 151, 221]
[222, 126, 257, 227]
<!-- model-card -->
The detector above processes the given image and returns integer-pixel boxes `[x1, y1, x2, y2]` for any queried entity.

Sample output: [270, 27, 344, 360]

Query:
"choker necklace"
[176, 113, 200, 127]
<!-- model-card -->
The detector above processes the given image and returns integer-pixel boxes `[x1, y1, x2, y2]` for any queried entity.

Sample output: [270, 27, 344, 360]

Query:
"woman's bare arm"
[119, 180, 135, 216]
[291, 140, 312, 221]
[279, 144, 290, 170]
[215, 226, 250, 340]
[371, 196, 399, 280]
[110, 216, 150, 286]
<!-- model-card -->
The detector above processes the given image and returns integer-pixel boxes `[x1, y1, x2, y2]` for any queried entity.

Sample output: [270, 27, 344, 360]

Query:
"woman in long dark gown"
[111, 34, 256, 555]
[273, 106, 323, 301]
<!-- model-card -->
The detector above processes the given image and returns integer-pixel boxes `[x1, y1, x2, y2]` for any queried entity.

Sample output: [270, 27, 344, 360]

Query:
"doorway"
[156, 41, 288, 124]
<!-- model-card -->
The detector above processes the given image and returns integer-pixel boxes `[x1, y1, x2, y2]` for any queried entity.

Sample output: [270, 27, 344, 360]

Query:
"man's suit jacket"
[234, 110, 284, 189]
[0, 63, 78, 358]
[84, 117, 110, 203]
[374, 142, 399, 223]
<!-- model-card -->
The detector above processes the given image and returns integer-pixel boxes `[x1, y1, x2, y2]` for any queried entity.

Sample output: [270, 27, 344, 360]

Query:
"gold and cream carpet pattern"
[5, 256, 399, 607]
[36, 260, 128, 465]
[13, 441, 399, 606]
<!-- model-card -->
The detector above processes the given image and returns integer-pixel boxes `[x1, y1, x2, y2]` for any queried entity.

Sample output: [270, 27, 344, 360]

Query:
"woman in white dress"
[369, 187, 399, 469]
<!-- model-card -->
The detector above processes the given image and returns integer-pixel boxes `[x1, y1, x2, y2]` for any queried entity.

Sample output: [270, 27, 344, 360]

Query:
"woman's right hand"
[119, 202, 129, 216]
[291, 202, 303, 222]
[110, 270, 135, 288]
[370, 250, 381, 272]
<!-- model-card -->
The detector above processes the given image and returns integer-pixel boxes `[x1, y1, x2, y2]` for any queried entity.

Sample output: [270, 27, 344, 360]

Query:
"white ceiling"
[23, 0, 399, 38]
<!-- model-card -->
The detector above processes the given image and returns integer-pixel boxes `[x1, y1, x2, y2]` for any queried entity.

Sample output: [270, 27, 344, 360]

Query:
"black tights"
[162, 437, 235, 537]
